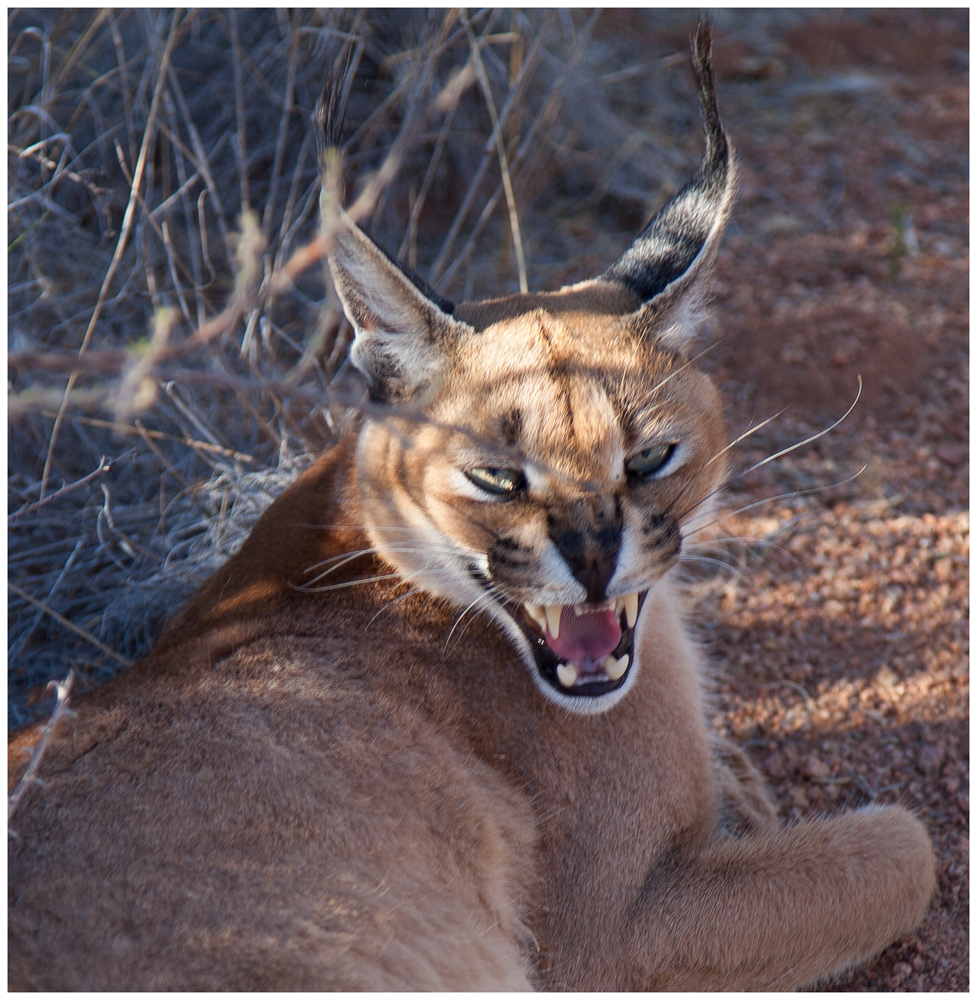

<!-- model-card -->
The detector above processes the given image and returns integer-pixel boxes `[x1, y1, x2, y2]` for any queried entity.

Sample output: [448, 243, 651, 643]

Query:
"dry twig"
[8, 671, 76, 824]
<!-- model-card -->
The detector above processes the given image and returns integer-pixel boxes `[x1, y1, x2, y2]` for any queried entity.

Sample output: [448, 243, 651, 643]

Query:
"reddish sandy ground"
[691, 11, 968, 991]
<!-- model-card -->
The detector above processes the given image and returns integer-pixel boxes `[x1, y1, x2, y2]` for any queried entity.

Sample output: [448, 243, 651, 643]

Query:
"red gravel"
[688, 10, 968, 990]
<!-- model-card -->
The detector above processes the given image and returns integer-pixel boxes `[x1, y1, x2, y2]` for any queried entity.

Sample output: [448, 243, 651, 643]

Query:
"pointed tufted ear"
[602, 23, 735, 353]
[326, 215, 474, 403]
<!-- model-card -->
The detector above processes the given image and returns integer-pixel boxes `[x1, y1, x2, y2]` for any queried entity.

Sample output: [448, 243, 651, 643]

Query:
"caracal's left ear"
[599, 22, 736, 355]
[326, 214, 475, 403]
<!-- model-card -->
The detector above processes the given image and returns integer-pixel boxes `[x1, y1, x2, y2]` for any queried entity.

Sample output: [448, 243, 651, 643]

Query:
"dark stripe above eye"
[499, 409, 523, 447]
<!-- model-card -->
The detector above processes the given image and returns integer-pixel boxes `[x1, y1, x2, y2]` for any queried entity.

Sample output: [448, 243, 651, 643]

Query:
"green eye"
[466, 467, 526, 497]
[626, 443, 676, 480]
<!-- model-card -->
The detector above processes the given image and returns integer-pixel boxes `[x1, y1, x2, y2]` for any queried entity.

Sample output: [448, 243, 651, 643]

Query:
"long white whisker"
[303, 543, 460, 583]
[292, 573, 402, 594]
[705, 408, 788, 467]
[445, 587, 512, 652]
[304, 547, 378, 574]
[367, 586, 419, 627]
[727, 377, 862, 486]
[294, 522, 440, 534]
[687, 532, 807, 572]
[678, 558, 751, 592]
[688, 467, 867, 538]
[306, 540, 460, 571]
[675, 381, 862, 528]
[648, 337, 725, 396]
[680, 553, 747, 574]
[445, 594, 490, 647]
[682, 540, 780, 581]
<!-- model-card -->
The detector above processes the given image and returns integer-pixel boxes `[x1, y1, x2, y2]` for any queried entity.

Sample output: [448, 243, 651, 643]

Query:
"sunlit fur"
[352, 281, 727, 712]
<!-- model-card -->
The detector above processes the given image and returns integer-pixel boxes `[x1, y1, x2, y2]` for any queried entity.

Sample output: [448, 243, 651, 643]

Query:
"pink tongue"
[546, 607, 621, 663]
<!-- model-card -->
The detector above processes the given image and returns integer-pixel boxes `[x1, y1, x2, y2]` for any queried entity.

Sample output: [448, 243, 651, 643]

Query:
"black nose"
[549, 519, 621, 604]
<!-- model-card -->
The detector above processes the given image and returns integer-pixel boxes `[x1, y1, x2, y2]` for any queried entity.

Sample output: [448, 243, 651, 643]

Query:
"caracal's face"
[355, 294, 726, 713]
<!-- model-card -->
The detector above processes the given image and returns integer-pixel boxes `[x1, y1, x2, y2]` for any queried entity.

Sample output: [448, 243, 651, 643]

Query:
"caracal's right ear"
[315, 61, 473, 404]
[325, 215, 474, 403]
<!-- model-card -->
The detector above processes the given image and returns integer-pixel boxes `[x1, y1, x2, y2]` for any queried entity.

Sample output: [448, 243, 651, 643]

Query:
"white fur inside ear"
[646, 291, 707, 353]
[348, 326, 442, 393]
[328, 220, 470, 394]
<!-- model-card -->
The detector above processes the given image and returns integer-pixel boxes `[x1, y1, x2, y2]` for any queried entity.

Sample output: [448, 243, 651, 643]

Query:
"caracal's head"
[327, 27, 734, 714]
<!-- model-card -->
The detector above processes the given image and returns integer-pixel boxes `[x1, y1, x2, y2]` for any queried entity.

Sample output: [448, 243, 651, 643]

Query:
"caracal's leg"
[711, 736, 780, 837]
[630, 804, 936, 990]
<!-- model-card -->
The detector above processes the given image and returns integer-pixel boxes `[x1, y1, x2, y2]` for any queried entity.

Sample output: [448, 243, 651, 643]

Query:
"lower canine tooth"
[604, 653, 629, 681]
[556, 662, 578, 688]
[545, 605, 562, 639]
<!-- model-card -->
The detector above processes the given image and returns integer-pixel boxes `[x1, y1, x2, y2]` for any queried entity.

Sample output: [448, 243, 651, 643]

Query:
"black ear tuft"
[602, 21, 733, 306]
[315, 44, 355, 158]
[317, 39, 455, 320]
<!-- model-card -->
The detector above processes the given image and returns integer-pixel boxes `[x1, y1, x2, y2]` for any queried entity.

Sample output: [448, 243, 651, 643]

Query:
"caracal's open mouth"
[513, 592, 648, 698]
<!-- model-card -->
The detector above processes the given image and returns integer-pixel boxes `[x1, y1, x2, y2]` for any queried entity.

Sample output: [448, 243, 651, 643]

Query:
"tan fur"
[7, 337, 936, 990]
[9, 31, 935, 991]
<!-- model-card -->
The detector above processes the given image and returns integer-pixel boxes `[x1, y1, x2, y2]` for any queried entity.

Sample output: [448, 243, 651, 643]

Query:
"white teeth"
[545, 604, 562, 639]
[556, 662, 578, 688]
[623, 592, 639, 629]
[573, 603, 585, 616]
[604, 653, 629, 681]
[524, 602, 546, 631]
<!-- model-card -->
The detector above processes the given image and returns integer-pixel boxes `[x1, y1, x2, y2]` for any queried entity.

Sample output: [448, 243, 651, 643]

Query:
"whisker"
[683, 539, 752, 563]
[677, 554, 751, 588]
[303, 542, 461, 584]
[303, 547, 378, 574]
[688, 467, 867, 538]
[445, 586, 512, 652]
[705, 407, 788, 467]
[690, 530, 808, 573]
[680, 552, 746, 573]
[674, 380, 862, 530]
[728, 377, 862, 486]
[647, 336, 726, 397]
[682, 537, 791, 583]
[291, 573, 402, 594]
[366, 586, 419, 627]
[445, 594, 490, 647]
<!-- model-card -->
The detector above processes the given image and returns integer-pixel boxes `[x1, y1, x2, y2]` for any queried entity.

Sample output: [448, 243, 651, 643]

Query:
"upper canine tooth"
[624, 592, 639, 629]
[524, 602, 545, 630]
[604, 653, 629, 681]
[545, 605, 562, 639]
[556, 662, 578, 688]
